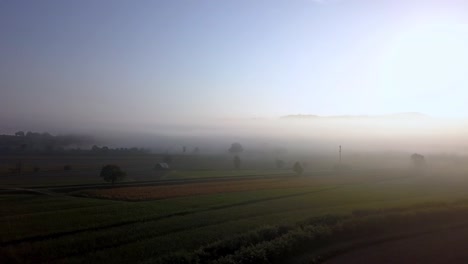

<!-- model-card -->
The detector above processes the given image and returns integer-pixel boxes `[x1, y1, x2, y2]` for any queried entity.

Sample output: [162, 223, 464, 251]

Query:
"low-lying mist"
[4, 113, 468, 173]
[83, 113, 468, 156]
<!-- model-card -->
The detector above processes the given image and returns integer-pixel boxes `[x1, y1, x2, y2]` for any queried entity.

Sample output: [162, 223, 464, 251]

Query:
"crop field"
[2, 159, 468, 263]
[74, 174, 376, 201]
[0, 154, 292, 187]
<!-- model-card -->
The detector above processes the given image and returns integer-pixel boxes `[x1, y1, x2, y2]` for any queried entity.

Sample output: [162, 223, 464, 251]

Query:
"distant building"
[155, 162, 170, 170]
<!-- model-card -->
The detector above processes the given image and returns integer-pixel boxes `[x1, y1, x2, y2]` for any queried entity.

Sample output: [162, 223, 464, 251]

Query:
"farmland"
[2, 155, 468, 263]
[73, 174, 370, 201]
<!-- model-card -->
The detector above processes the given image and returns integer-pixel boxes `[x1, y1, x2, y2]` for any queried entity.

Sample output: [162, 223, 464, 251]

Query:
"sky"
[1, 0, 468, 132]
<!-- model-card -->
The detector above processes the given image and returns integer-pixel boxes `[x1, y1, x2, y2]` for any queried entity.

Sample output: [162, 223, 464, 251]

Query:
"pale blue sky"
[1, 0, 468, 130]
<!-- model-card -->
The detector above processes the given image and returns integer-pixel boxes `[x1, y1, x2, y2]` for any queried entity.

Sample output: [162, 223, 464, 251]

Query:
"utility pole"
[16, 160, 22, 176]
[339, 145, 342, 164]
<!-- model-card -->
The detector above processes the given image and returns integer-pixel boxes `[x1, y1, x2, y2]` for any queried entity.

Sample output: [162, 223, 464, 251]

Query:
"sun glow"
[382, 22, 468, 95]
[368, 20, 468, 117]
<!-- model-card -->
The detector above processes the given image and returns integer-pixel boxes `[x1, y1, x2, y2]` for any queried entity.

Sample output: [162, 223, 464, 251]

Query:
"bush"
[195, 225, 291, 263]
[156, 203, 468, 264]
[100, 164, 126, 184]
[293, 162, 303, 175]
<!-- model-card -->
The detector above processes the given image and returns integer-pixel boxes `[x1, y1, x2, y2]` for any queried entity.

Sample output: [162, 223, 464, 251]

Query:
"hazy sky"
[2, 0, 468, 131]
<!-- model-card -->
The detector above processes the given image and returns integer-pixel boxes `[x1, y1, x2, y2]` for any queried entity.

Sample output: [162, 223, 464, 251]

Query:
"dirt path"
[0, 187, 60, 196]
[326, 226, 468, 264]
[0, 173, 296, 195]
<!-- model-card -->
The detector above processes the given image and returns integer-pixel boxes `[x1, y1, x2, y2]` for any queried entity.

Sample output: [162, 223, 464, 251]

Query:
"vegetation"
[0, 132, 149, 156]
[0, 132, 92, 154]
[100, 164, 126, 184]
[293, 162, 303, 175]
[411, 153, 426, 168]
[158, 203, 468, 264]
[233, 156, 241, 170]
[75, 177, 319, 201]
[3, 153, 468, 263]
[228, 143, 244, 155]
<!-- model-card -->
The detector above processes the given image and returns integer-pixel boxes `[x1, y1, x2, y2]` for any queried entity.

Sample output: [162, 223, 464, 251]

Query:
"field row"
[2, 172, 468, 263]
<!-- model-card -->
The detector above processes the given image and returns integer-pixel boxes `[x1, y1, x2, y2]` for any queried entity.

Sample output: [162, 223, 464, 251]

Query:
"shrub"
[293, 162, 303, 175]
[100, 164, 126, 184]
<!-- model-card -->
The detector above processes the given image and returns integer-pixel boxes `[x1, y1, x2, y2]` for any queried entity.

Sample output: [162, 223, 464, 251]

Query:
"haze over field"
[1, 0, 468, 153]
[4, 2, 468, 263]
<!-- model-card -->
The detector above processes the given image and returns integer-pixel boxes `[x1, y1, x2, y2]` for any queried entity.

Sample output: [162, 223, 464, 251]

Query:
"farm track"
[322, 222, 468, 264]
[0, 169, 402, 195]
[0, 172, 297, 196]
[57, 189, 424, 262]
[0, 174, 410, 249]
[0, 186, 336, 247]
[0, 188, 58, 196]
[9, 172, 300, 193]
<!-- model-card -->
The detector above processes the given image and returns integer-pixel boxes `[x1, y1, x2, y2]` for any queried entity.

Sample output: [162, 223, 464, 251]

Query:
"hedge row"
[155, 202, 468, 264]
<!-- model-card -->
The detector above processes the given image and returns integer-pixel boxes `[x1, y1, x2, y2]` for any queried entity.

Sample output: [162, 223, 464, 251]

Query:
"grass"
[0, 154, 292, 187]
[74, 177, 327, 201]
[2, 168, 468, 263]
[166, 169, 290, 180]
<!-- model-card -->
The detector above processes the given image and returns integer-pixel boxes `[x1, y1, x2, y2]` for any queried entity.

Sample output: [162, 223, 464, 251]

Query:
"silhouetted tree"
[64, 165, 72, 171]
[91, 145, 101, 152]
[193, 147, 200, 154]
[229, 143, 244, 155]
[293, 162, 303, 176]
[234, 155, 241, 170]
[26, 131, 40, 137]
[0, 132, 93, 154]
[100, 165, 126, 184]
[411, 153, 426, 168]
[101, 146, 109, 154]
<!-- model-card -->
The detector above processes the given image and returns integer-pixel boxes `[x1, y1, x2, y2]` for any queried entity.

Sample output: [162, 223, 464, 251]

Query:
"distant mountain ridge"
[280, 112, 429, 120]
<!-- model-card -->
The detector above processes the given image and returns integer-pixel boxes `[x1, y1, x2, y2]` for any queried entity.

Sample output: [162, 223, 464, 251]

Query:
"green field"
[2, 158, 468, 263]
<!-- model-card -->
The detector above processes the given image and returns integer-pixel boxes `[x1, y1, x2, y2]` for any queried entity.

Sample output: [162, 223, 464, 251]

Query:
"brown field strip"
[75, 177, 326, 201]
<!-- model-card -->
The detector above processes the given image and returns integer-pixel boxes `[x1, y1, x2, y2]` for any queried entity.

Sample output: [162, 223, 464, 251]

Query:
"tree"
[234, 155, 241, 170]
[193, 147, 200, 154]
[91, 145, 101, 152]
[293, 162, 303, 176]
[228, 143, 244, 155]
[15, 131, 25, 137]
[100, 165, 126, 184]
[26, 131, 40, 137]
[411, 153, 426, 168]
